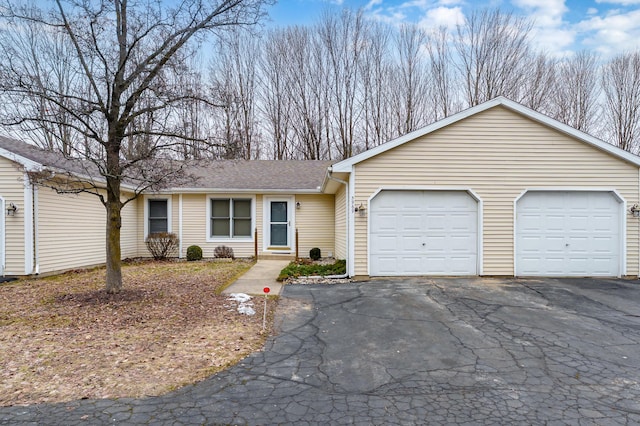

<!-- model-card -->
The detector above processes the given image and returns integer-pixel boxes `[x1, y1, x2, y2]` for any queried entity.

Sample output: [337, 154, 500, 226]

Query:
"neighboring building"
[1, 97, 640, 279]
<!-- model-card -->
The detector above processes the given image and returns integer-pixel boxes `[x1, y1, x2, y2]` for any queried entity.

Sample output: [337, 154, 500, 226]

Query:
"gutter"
[326, 166, 350, 279]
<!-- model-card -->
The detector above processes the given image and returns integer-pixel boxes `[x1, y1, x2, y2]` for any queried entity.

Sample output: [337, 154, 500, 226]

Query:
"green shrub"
[277, 259, 346, 281]
[214, 245, 235, 259]
[309, 247, 321, 260]
[186, 245, 203, 261]
[145, 232, 179, 260]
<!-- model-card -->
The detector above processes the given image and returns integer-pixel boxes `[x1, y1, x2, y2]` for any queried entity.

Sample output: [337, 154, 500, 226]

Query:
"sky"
[266, 0, 640, 58]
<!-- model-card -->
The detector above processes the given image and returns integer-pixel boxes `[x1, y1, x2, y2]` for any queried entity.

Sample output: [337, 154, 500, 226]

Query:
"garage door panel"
[370, 190, 478, 276]
[371, 213, 398, 231]
[516, 191, 620, 277]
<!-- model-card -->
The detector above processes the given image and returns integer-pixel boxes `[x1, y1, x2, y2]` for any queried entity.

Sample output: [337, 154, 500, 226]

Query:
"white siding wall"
[353, 106, 640, 276]
[0, 157, 25, 275]
[37, 188, 138, 274]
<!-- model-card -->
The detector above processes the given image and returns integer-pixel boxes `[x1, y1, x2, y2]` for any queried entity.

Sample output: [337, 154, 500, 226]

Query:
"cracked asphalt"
[2, 277, 640, 425]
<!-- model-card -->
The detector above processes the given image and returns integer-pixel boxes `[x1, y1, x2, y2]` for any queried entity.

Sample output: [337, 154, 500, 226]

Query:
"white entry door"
[515, 191, 621, 276]
[370, 190, 478, 276]
[268, 200, 290, 248]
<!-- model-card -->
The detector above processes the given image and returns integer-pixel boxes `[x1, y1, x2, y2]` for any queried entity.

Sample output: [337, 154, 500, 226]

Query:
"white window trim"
[143, 195, 172, 238]
[206, 194, 256, 243]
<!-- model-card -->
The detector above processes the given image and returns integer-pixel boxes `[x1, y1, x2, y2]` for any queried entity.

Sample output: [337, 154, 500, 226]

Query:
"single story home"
[1, 97, 640, 279]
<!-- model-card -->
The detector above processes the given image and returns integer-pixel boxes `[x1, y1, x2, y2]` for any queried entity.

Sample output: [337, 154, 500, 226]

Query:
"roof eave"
[0, 146, 43, 171]
[156, 187, 325, 194]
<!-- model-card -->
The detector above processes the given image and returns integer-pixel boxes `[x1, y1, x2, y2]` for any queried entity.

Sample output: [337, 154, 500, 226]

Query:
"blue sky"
[266, 0, 640, 57]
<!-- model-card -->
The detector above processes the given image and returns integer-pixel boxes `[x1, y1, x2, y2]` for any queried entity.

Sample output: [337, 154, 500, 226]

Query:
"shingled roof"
[0, 136, 333, 192]
[184, 160, 333, 192]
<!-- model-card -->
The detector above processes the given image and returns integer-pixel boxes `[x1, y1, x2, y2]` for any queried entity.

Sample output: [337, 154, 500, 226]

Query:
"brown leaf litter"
[0, 259, 278, 406]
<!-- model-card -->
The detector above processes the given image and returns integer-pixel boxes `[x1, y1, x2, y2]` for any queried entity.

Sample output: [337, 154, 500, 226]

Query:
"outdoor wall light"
[296, 202, 301, 210]
[631, 204, 640, 217]
[6, 202, 17, 216]
[355, 203, 366, 216]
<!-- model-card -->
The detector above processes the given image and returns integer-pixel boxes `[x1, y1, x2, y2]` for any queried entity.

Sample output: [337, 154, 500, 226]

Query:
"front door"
[269, 200, 289, 247]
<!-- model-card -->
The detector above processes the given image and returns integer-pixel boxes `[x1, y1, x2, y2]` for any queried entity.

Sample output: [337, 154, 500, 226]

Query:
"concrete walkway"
[221, 259, 290, 296]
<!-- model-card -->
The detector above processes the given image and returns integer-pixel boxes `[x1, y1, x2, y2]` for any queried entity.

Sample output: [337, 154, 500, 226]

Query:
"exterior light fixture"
[296, 202, 301, 210]
[631, 204, 640, 217]
[6, 203, 17, 216]
[355, 203, 366, 216]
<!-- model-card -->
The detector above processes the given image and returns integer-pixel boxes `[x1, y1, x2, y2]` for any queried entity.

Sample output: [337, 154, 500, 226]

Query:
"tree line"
[204, 8, 640, 159]
[3, 7, 640, 162]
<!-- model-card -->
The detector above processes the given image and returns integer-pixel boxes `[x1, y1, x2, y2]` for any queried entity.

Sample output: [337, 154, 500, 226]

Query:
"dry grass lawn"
[0, 259, 278, 406]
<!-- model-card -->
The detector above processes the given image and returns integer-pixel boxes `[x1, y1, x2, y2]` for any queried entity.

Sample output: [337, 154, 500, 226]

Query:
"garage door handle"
[422, 243, 426, 246]
[566, 243, 569, 247]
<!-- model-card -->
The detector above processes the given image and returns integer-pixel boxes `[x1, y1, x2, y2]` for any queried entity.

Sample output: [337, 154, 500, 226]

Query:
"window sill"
[206, 237, 254, 243]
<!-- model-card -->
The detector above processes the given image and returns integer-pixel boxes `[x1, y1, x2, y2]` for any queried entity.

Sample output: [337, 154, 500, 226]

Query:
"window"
[211, 198, 252, 238]
[148, 199, 168, 234]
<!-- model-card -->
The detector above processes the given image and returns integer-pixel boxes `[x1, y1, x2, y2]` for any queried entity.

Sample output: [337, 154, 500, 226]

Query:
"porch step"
[258, 253, 296, 261]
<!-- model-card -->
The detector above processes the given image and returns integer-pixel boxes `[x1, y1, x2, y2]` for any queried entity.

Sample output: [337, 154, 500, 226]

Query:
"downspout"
[33, 185, 39, 275]
[326, 166, 350, 279]
[178, 193, 183, 259]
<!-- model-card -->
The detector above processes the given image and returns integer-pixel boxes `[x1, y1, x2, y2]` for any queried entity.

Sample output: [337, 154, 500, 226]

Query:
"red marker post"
[262, 287, 270, 331]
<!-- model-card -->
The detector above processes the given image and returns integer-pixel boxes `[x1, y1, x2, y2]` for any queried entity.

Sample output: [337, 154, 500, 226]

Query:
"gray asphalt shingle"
[0, 136, 332, 191]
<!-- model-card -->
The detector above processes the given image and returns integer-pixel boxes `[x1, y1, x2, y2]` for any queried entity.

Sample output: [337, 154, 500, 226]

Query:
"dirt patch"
[0, 259, 278, 406]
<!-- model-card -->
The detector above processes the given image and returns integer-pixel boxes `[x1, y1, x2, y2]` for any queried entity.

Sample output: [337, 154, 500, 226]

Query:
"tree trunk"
[105, 192, 122, 293]
[105, 143, 123, 293]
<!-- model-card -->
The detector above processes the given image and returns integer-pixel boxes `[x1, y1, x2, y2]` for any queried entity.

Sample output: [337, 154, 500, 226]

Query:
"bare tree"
[0, 0, 268, 293]
[520, 52, 557, 112]
[209, 29, 261, 160]
[551, 51, 600, 133]
[259, 29, 294, 159]
[390, 24, 430, 136]
[426, 27, 457, 120]
[602, 51, 640, 153]
[455, 9, 533, 106]
[358, 21, 392, 150]
[318, 9, 365, 159]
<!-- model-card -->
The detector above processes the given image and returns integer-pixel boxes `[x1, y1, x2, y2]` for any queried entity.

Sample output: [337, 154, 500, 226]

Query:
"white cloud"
[419, 6, 465, 29]
[595, 0, 640, 5]
[510, 0, 575, 56]
[577, 9, 640, 56]
[364, 0, 384, 10]
[587, 7, 598, 14]
[512, 0, 568, 26]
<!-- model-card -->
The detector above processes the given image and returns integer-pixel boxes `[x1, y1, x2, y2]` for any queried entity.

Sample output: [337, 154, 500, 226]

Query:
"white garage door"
[370, 190, 478, 276]
[516, 191, 621, 277]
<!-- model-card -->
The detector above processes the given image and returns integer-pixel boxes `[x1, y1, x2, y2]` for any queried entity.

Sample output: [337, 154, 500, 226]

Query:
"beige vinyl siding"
[120, 192, 139, 259]
[295, 194, 335, 258]
[136, 196, 145, 256]
[0, 157, 26, 275]
[334, 185, 347, 259]
[353, 106, 640, 276]
[37, 188, 138, 274]
[180, 193, 257, 258]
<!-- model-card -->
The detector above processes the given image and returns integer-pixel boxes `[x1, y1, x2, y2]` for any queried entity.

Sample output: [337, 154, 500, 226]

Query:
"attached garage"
[515, 191, 622, 277]
[328, 97, 640, 279]
[369, 190, 479, 276]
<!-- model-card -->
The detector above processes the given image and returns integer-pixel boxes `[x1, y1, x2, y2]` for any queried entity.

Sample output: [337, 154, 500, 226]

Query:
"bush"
[214, 245, 235, 259]
[186, 245, 203, 261]
[277, 259, 346, 281]
[145, 232, 179, 260]
[309, 247, 321, 260]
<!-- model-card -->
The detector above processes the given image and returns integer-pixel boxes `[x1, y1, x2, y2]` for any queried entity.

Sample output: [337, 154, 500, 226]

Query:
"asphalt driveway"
[3, 277, 640, 424]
